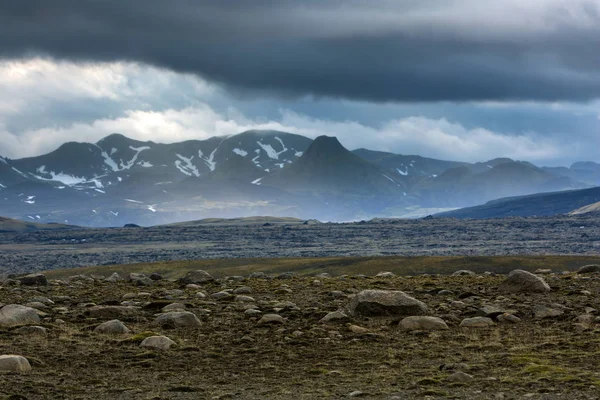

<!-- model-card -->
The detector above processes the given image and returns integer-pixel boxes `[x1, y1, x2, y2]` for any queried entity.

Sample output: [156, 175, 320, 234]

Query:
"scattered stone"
[452, 270, 475, 276]
[178, 270, 215, 285]
[460, 317, 494, 328]
[234, 295, 255, 302]
[349, 390, 365, 397]
[162, 303, 186, 312]
[320, 311, 350, 324]
[315, 273, 332, 279]
[533, 305, 564, 319]
[437, 290, 454, 296]
[375, 271, 395, 278]
[399, 316, 449, 331]
[348, 325, 369, 334]
[348, 290, 428, 317]
[105, 272, 124, 283]
[19, 273, 48, 286]
[233, 286, 252, 295]
[211, 291, 233, 300]
[140, 335, 176, 350]
[248, 272, 266, 279]
[577, 264, 600, 274]
[498, 270, 550, 293]
[128, 273, 154, 287]
[447, 371, 474, 382]
[497, 313, 521, 323]
[0, 355, 32, 373]
[244, 309, 262, 316]
[0, 304, 40, 327]
[155, 311, 202, 328]
[258, 314, 285, 325]
[149, 273, 163, 281]
[94, 319, 131, 334]
[534, 269, 553, 275]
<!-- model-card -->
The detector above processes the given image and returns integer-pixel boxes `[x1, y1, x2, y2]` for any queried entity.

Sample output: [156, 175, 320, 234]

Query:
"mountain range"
[0, 130, 598, 226]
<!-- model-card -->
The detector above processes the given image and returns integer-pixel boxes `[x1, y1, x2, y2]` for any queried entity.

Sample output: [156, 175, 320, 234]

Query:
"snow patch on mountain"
[11, 167, 28, 178]
[110, 148, 117, 155]
[175, 154, 200, 177]
[100, 151, 119, 172]
[295, 151, 303, 157]
[147, 205, 157, 212]
[251, 177, 263, 185]
[138, 161, 153, 168]
[125, 199, 143, 204]
[257, 137, 288, 160]
[198, 149, 217, 171]
[397, 168, 408, 176]
[382, 174, 396, 183]
[0, 157, 7, 164]
[32, 166, 88, 185]
[233, 148, 248, 157]
[119, 146, 150, 170]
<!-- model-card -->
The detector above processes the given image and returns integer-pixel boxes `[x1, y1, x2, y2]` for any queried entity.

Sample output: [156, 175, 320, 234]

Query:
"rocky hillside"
[2, 266, 600, 399]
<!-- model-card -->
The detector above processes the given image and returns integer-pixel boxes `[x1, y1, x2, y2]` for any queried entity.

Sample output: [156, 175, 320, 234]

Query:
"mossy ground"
[2, 258, 600, 399]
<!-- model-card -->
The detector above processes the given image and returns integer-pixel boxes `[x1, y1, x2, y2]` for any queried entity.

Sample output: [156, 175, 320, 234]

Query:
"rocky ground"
[1, 214, 600, 276]
[2, 266, 600, 399]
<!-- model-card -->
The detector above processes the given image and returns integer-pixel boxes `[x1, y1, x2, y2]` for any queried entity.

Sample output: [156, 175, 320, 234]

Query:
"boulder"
[348, 290, 428, 317]
[178, 270, 214, 285]
[399, 316, 449, 331]
[0, 355, 31, 373]
[140, 335, 176, 350]
[105, 272, 124, 283]
[0, 304, 40, 327]
[577, 264, 600, 274]
[460, 317, 495, 328]
[19, 273, 47, 286]
[128, 273, 154, 286]
[320, 311, 350, 324]
[16, 326, 49, 336]
[452, 270, 475, 276]
[258, 314, 285, 325]
[498, 270, 550, 293]
[94, 319, 130, 334]
[154, 311, 201, 328]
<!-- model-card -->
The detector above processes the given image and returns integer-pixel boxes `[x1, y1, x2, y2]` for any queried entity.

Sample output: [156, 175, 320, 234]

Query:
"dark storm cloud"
[1, 0, 600, 102]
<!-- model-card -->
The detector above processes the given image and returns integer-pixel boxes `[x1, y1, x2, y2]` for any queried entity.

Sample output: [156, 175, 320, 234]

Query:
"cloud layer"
[1, 1, 600, 102]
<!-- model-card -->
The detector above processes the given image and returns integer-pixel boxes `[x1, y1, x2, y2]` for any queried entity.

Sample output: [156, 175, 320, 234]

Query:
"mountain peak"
[303, 136, 346, 157]
[96, 133, 131, 145]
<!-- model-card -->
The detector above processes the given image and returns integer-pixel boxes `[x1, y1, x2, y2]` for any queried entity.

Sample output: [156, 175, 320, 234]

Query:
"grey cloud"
[1, 1, 600, 102]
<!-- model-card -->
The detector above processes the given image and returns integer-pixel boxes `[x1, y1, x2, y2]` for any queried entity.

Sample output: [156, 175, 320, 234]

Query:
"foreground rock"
[94, 320, 131, 334]
[140, 335, 176, 350]
[460, 317, 495, 328]
[498, 270, 550, 293]
[0, 355, 32, 373]
[348, 290, 427, 317]
[0, 304, 40, 327]
[155, 311, 201, 328]
[577, 264, 600, 274]
[19, 273, 48, 286]
[399, 316, 448, 331]
[178, 270, 215, 285]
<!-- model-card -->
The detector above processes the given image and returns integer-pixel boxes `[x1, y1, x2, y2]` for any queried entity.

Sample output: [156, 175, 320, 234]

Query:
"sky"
[0, 1, 599, 166]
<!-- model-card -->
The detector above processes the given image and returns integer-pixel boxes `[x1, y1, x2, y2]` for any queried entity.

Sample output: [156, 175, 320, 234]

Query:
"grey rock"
[234, 295, 255, 302]
[348, 290, 428, 317]
[155, 311, 201, 328]
[233, 286, 252, 295]
[248, 272, 266, 279]
[178, 270, 215, 285]
[258, 314, 285, 325]
[533, 305, 564, 319]
[162, 303, 186, 312]
[498, 270, 550, 293]
[149, 273, 163, 281]
[497, 313, 521, 323]
[0, 355, 31, 373]
[94, 319, 131, 334]
[140, 335, 176, 350]
[399, 316, 449, 331]
[19, 273, 48, 286]
[16, 325, 48, 336]
[276, 273, 294, 280]
[105, 272, 124, 283]
[460, 317, 495, 328]
[0, 304, 40, 327]
[577, 264, 600, 274]
[452, 270, 475, 276]
[320, 311, 350, 324]
[446, 371, 474, 382]
[375, 271, 395, 278]
[315, 273, 332, 279]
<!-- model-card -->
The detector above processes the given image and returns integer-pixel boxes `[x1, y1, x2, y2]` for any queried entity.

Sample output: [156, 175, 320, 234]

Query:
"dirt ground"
[2, 267, 600, 399]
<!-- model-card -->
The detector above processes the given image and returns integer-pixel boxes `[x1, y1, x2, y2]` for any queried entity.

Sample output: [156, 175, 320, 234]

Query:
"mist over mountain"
[0, 130, 595, 226]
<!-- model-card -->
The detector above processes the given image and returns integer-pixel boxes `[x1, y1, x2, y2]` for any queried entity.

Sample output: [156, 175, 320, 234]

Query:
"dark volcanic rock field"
[1, 215, 600, 276]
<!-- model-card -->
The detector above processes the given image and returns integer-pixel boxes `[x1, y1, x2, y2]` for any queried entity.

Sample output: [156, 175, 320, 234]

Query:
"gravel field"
[1, 215, 599, 276]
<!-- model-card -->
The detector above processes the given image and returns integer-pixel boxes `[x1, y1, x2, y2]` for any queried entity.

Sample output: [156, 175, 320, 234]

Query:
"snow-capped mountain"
[0, 130, 593, 226]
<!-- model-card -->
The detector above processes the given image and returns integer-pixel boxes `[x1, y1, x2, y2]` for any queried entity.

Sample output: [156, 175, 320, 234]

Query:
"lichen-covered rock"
[498, 270, 550, 293]
[154, 311, 201, 328]
[348, 290, 428, 317]
[0, 355, 31, 373]
[0, 304, 40, 327]
[399, 316, 449, 331]
[178, 270, 215, 285]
